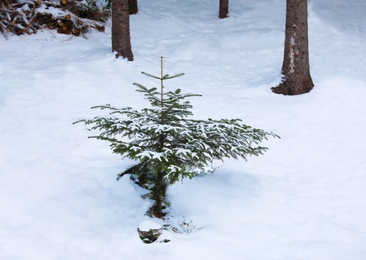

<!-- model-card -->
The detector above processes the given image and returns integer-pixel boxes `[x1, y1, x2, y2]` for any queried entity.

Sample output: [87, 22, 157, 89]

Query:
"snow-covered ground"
[1, 0, 365, 259]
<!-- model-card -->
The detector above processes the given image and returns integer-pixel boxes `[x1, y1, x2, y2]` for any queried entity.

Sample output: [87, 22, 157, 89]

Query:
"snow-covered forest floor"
[1, 0, 365, 259]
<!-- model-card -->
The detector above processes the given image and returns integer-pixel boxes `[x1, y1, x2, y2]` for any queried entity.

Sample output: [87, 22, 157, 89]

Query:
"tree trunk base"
[271, 80, 314, 95]
[219, 0, 229, 19]
[128, 0, 138, 14]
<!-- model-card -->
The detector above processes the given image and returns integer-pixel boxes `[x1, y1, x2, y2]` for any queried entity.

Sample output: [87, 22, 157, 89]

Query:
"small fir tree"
[75, 57, 279, 218]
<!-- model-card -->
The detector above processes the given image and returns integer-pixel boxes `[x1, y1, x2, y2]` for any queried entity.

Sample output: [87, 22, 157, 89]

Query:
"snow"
[1, 0, 365, 259]
[290, 36, 296, 74]
[138, 220, 162, 231]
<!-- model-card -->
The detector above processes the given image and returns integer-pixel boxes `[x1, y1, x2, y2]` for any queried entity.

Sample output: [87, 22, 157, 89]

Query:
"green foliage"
[77, 0, 110, 21]
[74, 57, 279, 217]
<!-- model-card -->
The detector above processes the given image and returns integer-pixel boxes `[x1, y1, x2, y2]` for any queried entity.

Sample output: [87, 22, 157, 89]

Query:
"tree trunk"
[128, 0, 138, 15]
[151, 170, 167, 218]
[272, 0, 313, 95]
[219, 0, 229, 19]
[111, 0, 134, 61]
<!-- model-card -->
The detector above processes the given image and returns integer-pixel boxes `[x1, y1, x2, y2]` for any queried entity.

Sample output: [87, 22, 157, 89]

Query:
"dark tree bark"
[272, 0, 313, 95]
[151, 171, 167, 218]
[128, 0, 138, 15]
[219, 0, 229, 19]
[112, 0, 134, 61]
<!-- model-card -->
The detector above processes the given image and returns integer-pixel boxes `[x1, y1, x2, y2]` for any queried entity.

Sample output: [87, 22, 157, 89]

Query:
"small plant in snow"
[74, 57, 279, 218]
[175, 217, 202, 234]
